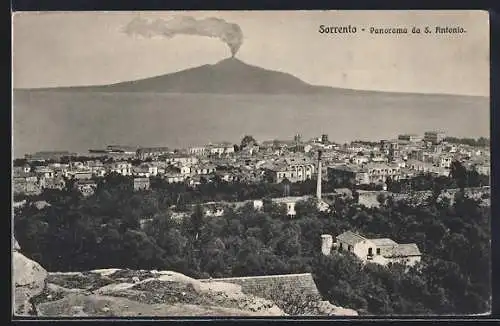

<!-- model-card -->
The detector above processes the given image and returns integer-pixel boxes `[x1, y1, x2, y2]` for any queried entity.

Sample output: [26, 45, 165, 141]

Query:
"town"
[14, 131, 490, 200]
[13, 131, 491, 315]
[14, 131, 490, 264]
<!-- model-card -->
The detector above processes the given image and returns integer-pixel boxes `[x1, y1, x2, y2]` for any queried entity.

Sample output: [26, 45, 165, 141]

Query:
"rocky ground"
[13, 238, 357, 317]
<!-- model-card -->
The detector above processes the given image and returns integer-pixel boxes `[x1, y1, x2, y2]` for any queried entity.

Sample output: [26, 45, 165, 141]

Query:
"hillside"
[15, 57, 459, 96]
[17, 58, 348, 94]
[13, 240, 358, 317]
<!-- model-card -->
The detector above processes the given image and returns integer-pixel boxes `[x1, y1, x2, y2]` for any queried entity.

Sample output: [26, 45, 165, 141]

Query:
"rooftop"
[383, 243, 422, 258]
[336, 231, 367, 246]
[272, 196, 309, 204]
[328, 165, 363, 173]
[370, 238, 397, 246]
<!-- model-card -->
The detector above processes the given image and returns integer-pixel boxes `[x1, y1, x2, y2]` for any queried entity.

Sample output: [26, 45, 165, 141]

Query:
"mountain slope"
[16, 58, 362, 95]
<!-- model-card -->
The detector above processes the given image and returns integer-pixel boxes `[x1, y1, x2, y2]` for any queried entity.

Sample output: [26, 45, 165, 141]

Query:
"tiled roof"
[370, 238, 397, 246]
[272, 196, 309, 204]
[383, 243, 421, 258]
[13, 172, 37, 178]
[200, 273, 321, 301]
[328, 165, 363, 173]
[75, 180, 97, 185]
[336, 231, 366, 246]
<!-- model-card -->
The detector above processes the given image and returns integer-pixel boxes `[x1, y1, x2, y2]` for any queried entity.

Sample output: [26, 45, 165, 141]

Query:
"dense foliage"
[443, 137, 490, 148]
[14, 172, 490, 315]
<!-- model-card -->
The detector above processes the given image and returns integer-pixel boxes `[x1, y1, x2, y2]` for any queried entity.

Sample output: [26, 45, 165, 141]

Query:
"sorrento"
[318, 24, 357, 34]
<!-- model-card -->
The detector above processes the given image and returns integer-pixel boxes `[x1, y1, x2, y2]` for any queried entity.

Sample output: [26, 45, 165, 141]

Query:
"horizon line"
[12, 86, 489, 98]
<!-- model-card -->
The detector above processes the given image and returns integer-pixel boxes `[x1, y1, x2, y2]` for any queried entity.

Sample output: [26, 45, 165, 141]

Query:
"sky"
[12, 10, 489, 96]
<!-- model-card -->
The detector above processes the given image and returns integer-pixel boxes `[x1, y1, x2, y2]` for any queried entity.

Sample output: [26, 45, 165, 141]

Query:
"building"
[327, 165, 369, 187]
[189, 146, 207, 156]
[364, 163, 402, 183]
[13, 173, 40, 195]
[192, 164, 216, 175]
[321, 134, 329, 144]
[136, 147, 170, 160]
[132, 163, 158, 177]
[110, 162, 132, 176]
[40, 177, 66, 190]
[208, 143, 235, 156]
[165, 154, 199, 166]
[74, 180, 97, 197]
[164, 174, 186, 184]
[91, 166, 107, 178]
[439, 155, 453, 168]
[379, 140, 396, 153]
[271, 197, 302, 216]
[321, 231, 422, 268]
[404, 160, 449, 176]
[351, 155, 370, 165]
[69, 171, 93, 180]
[133, 177, 150, 191]
[398, 134, 422, 142]
[475, 164, 491, 176]
[33, 166, 55, 179]
[424, 131, 446, 144]
[267, 162, 315, 183]
[13, 165, 31, 176]
[387, 143, 401, 162]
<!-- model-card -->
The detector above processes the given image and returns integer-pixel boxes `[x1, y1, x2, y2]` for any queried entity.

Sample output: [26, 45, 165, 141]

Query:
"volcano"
[18, 58, 365, 95]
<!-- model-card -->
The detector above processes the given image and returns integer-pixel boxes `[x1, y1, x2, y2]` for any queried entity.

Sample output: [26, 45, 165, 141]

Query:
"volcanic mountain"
[19, 58, 365, 95]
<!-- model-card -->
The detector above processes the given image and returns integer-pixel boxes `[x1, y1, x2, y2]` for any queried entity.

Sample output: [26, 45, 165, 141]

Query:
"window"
[339, 243, 343, 251]
[348, 245, 352, 252]
[376, 248, 381, 255]
[368, 247, 373, 256]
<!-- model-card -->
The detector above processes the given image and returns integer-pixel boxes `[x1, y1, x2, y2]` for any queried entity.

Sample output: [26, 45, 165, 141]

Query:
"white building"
[34, 166, 55, 179]
[110, 162, 132, 176]
[439, 155, 453, 168]
[165, 155, 199, 165]
[321, 231, 422, 268]
[180, 165, 191, 175]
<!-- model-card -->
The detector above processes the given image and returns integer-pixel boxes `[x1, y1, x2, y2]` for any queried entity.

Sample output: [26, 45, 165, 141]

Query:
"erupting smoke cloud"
[123, 16, 244, 57]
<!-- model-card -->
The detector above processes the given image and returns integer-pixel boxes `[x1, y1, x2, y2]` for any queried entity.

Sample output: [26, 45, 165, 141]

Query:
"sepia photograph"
[12, 10, 490, 317]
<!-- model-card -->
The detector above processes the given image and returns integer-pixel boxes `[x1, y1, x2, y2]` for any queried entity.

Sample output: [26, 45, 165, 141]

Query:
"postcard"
[12, 10, 490, 317]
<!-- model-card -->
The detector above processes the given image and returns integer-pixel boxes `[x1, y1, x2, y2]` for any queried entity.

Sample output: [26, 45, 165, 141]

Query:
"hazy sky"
[13, 10, 489, 96]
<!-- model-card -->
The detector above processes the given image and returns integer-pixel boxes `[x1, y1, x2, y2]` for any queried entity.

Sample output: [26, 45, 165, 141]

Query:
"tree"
[183, 205, 205, 242]
[261, 282, 321, 315]
[240, 135, 256, 149]
[450, 160, 467, 190]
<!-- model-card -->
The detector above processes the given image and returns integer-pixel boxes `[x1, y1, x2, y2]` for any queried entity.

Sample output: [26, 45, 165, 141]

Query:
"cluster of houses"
[324, 132, 489, 189]
[14, 131, 489, 199]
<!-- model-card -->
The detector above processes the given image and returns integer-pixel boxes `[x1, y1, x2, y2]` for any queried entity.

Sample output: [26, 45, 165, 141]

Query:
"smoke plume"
[123, 16, 244, 57]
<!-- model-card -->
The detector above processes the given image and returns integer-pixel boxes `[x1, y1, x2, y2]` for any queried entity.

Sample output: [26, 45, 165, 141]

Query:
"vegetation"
[14, 167, 490, 315]
[443, 137, 489, 147]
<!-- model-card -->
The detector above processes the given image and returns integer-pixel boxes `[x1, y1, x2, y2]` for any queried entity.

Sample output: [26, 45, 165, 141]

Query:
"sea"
[13, 91, 490, 158]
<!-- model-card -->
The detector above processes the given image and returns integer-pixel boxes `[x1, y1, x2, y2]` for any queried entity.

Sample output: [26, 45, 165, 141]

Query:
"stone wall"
[200, 273, 321, 301]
